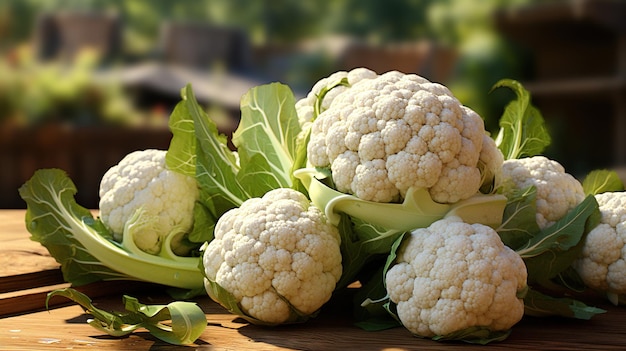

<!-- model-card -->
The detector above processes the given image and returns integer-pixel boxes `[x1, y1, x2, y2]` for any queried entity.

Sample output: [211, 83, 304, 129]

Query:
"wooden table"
[2, 209, 626, 350]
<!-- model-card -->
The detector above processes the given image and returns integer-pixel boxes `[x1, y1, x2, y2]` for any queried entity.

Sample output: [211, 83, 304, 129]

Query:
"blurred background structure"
[0, 0, 624, 208]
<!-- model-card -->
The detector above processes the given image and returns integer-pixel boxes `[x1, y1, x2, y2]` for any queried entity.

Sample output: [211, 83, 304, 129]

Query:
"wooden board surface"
[3, 209, 626, 350]
[0, 210, 60, 277]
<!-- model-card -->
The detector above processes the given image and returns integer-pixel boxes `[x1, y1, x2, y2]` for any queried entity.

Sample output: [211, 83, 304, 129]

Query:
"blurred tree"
[0, 47, 152, 127]
[0, 0, 42, 50]
[327, 0, 433, 43]
[425, 0, 537, 132]
[201, 0, 327, 45]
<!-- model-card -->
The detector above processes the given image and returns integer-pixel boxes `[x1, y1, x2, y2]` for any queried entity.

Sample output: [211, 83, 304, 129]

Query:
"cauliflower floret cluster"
[573, 192, 626, 303]
[295, 68, 378, 126]
[386, 216, 527, 338]
[202, 188, 343, 324]
[304, 68, 500, 204]
[501, 156, 585, 229]
[99, 149, 199, 254]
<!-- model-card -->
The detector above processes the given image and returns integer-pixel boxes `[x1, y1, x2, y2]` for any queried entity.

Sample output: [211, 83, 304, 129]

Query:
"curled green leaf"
[46, 288, 207, 345]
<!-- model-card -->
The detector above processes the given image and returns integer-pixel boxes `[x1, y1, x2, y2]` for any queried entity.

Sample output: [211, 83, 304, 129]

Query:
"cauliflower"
[386, 216, 527, 338]
[501, 156, 585, 229]
[99, 149, 199, 255]
[295, 68, 378, 125]
[304, 68, 500, 204]
[202, 188, 343, 324]
[573, 191, 626, 304]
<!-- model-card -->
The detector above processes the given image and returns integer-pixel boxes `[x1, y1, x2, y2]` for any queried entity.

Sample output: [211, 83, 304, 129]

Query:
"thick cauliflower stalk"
[501, 156, 585, 229]
[305, 68, 499, 204]
[386, 216, 527, 338]
[99, 149, 199, 254]
[202, 188, 343, 324]
[573, 192, 626, 303]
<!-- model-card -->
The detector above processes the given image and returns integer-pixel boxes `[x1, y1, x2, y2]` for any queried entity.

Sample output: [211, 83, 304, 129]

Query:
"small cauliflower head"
[573, 192, 626, 304]
[501, 156, 585, 229]
[99, 149, 199, 255]
[202, 188, 342, 324]
[306, 68, 496, 204]
[386, 216, 527, 338]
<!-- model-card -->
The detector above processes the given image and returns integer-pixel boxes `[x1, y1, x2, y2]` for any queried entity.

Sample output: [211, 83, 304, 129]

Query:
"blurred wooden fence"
[1, 125, 172, 209]
[496, 0, 626, 175]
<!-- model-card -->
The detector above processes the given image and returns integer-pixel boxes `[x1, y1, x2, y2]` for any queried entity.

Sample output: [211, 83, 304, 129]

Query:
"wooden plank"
[0, 282, 70, 317]
[2, 289, 626, 350]
[0, 209, 158, 317]
[0, 279, 159, 318]
[495, 0, 626, 32]
[0, 126, 173, 209]
[0, 269, 64, 294]
[0, 210, 60, 278]
[524, 76, 626, 97]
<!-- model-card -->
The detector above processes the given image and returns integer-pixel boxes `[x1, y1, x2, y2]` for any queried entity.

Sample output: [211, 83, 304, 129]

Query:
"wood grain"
[0, 210, 60, 278]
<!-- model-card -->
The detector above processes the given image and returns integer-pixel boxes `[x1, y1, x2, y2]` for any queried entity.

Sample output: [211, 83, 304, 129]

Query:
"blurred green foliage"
[0, 0, 541, 130]
[0, 47, 159, 127]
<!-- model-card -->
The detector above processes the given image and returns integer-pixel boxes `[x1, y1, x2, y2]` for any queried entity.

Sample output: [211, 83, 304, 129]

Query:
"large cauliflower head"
[202, 188, 342, 324]
[386, 216, 527, 338]
[573, 192, 626, 302]
[501, 156, 585, 229]
[99, 149, 199, 254]
[305, 68, 498, 204]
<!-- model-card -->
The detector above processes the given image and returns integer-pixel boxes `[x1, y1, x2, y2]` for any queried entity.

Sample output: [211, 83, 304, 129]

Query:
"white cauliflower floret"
[99, 149, 199, 255]
[202, 188, 342, 324]
[501, 156, 585, 229]
[573, 192, 626, 304]
[386, 216, 527, 338]
[295, 68, 378, 126]
[306, 68, 495, 204]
